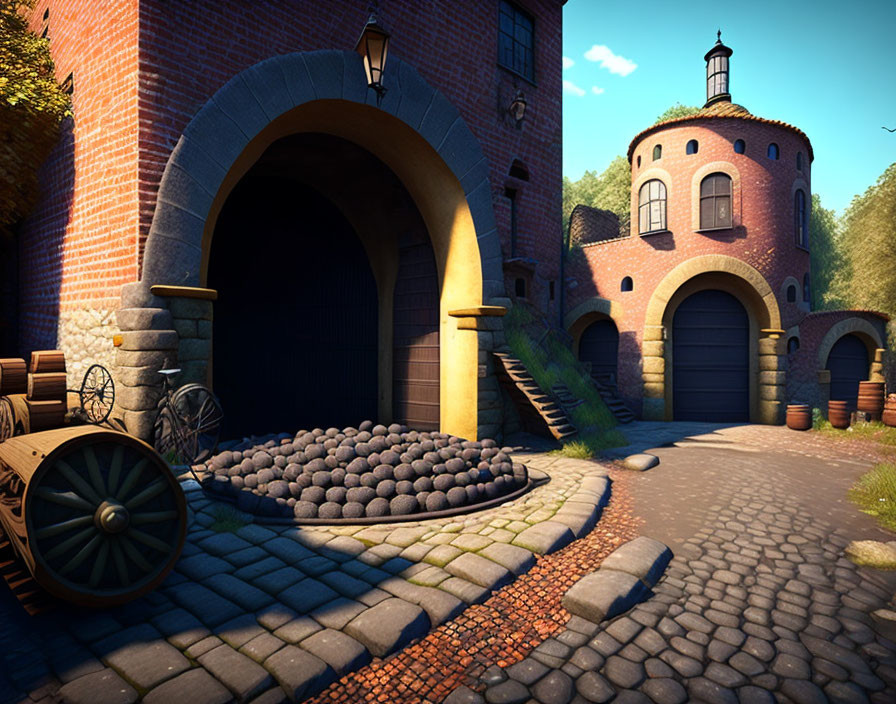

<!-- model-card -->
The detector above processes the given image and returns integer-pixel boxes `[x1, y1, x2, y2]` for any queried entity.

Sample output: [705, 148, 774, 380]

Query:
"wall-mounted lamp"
[355, 4, 391, 104]
[509, 89, 527, 126]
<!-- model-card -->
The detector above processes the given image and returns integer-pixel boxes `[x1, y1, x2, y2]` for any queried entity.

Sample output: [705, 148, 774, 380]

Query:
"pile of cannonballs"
[203, 421, 528, 520]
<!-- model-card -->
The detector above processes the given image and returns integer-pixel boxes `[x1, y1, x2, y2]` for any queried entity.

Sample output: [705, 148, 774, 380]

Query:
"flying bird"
[883, 126, 896, 132]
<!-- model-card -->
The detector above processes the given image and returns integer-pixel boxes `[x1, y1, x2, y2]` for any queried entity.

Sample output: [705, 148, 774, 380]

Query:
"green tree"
[809, 193, 843, 310]
[0, 0, 70, 236]
[655, 103, 701, 123]
[831, 163, 896, 319]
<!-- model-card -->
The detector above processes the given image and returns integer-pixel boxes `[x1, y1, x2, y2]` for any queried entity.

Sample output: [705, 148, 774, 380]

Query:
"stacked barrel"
[0, 351, 68, 439]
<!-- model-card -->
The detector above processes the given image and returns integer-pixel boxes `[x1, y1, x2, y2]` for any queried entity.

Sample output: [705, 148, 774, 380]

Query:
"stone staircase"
[493, 352, 578, 442]
[590, 376, 637, 424]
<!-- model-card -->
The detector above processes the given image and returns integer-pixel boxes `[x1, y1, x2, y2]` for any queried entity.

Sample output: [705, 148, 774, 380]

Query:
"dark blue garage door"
[673, 289, 749, 421]
[826, 334, 868, 410]
[579, 318, 619, 388]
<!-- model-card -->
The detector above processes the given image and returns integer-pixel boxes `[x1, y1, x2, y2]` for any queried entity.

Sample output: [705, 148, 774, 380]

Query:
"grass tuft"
[844, 540, 896, 569]
[208, 503, 252, 533]
[848, 461, 896, 532]
[816, 420, 896, 447]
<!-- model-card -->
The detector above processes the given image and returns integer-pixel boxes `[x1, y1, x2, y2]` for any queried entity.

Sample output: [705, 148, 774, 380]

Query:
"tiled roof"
[805, 309, 891, 322]
[627, 101, 814, 163]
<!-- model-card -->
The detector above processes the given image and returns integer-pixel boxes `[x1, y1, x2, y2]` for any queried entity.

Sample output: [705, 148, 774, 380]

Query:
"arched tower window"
[803, 273, 811, 308]
[621, 276, 633, 292]
[794, 190, 808, 248]
[699, 173, 732, 229]
[796, 151, 803, 171]
[787, 337, 800, 354]
[734, 139, 745, 154]
[686, 140, 699, 155]
[768, 143, 779, 160]
[638, 179, 667, 234]
[515, 277, 526, 298]
[652, 145, 662, 161]
[786, 285, 797, 303]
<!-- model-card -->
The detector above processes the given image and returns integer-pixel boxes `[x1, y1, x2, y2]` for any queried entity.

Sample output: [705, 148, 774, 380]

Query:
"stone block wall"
[57, 308, 120, 393]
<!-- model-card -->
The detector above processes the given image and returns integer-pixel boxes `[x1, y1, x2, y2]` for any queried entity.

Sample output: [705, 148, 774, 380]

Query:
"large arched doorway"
[208, 133, 439, 438]
[578, 318, 619, 389]
[672, 289, 749, 421]
[826, 334, 869, 410]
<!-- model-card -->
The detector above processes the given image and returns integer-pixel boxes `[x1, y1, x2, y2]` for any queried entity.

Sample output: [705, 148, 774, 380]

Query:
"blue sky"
[561, 0, 896, 215]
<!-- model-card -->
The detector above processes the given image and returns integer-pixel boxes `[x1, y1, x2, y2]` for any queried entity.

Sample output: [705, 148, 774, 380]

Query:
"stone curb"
[621, 452, 660, 471]
[561, 536, 673, 623]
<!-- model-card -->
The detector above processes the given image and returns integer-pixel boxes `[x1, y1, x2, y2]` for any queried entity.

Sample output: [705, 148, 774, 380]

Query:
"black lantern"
[509, 89, 527, 125]
[355, 7, 390, 101]
[704, 29, 733, 107]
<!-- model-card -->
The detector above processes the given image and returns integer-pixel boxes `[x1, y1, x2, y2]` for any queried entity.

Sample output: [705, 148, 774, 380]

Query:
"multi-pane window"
[498, 1, 534, 82]
[707, 53, 729, 100]
[638, 179, 667, 234]
[699, 173, 732, 229]
[794, 190, 808, 248]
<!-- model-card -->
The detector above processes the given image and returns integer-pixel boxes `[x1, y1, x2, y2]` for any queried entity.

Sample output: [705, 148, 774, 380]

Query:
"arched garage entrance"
[672, 289, 749, 421]
[122, 51, 505, 441]
[825, 334, 869, 410]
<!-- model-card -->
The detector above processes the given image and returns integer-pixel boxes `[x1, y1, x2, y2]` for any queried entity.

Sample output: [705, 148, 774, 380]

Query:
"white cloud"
[584, 45, 637, 76]
[563, 80, 586, 97]
[562, 56, 575, 70]
[591, 86, 605, 95]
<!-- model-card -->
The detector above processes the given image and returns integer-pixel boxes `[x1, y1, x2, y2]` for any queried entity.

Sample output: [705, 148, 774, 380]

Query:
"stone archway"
[117, 50, 505, 441]
[642, 255, 783, 423]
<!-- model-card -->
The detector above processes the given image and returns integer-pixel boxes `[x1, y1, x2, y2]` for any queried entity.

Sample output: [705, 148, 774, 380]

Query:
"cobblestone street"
[1, 424, 895, 703]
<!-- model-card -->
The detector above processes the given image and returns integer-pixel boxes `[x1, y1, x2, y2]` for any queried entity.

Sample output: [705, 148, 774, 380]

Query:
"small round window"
[686, 140, 698, 155]
[734, 139, 745, 154]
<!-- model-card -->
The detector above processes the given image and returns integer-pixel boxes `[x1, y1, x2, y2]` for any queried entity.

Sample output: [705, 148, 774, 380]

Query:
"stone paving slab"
[343, 597, 429, 657]
[198, 644, 275, 702]
[143, 668, 233, 704]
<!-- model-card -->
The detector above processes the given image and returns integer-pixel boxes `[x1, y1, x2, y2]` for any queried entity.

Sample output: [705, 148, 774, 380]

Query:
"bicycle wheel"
[80, 364, 115, 425]
[169, 384, 223, 465]
[152, 401, 180, 462]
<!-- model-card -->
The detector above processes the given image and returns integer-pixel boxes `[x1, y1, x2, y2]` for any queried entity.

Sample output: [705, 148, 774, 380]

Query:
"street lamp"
[355, 5, 390, 103]
[509, 89, 527, 126]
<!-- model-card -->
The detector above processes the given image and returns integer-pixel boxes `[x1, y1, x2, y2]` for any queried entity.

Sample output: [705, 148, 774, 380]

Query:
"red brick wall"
[565, 116, 813, 406]
[137, 0, 563, 315]
[20, 0, 139, 351]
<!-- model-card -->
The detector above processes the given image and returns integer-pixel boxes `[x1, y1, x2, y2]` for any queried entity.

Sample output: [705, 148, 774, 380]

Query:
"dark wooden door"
[210, 177, 378, 438]
[392, 229, 439, 430]
[826, 334, 868, 410]
[578, 319, 619, 388]
[673, 289, 749, 422]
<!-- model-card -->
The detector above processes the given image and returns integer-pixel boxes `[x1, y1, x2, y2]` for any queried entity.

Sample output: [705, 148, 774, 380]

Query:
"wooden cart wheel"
[24, 432, 186, 605]
[170, 384, 223, 465]
[0, 396, 14, 441]
[79, 364, 115, 425]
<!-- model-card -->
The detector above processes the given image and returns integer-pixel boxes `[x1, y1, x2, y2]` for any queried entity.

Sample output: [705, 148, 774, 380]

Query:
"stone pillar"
[166, 296, 214, 385]
[448, 304, 507, 441]
[871, 348, 886, 383]
[641, 324, 665, 421]
[757, 329, 786, 425]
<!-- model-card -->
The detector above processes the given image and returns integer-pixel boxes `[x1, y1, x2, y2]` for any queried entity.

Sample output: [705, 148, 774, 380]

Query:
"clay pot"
[786, 404, 812, 431]
[828, 400, 850, 429]
[857, 381, 885, 421]
[883, 394, 896, 428]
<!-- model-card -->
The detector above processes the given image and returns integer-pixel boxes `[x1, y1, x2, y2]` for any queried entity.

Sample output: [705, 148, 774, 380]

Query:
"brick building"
[18, 0, 565, 441]
[565, 35, 888, 423]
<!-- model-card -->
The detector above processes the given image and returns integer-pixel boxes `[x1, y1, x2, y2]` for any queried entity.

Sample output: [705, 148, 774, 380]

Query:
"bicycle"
[152, 365, 224, 472]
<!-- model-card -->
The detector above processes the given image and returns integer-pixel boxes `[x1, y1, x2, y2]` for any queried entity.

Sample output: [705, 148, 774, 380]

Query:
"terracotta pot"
[786, 404, 812, 431]
[828, 400, 850, 429]
[883, 394, 896, 428]
[857, 381, 885, 421]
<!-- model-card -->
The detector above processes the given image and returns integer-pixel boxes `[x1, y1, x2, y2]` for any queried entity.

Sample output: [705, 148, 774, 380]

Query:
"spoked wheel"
[170, 384, 223, 466]
[0, 397, 14, 441]
[23, 430, 186, 606]
[79, 364, 115, 424]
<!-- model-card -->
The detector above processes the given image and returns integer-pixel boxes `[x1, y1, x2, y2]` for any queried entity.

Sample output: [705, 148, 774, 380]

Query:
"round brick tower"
[567, 34, 816, 425]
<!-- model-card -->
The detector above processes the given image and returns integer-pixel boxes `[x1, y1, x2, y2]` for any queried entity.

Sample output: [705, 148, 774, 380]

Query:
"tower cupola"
[704, 30, 733, 107]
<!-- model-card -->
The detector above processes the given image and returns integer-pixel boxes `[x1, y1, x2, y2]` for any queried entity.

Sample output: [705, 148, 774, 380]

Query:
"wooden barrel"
[786, 404, 812, 431]
[30, 350, 66, 374]
[857, 381, 885, 421]
[0, 359, 27, 396]
[828, 400, 850, 429]
[0, 426, 186, 607]
[27, 372, 67, 402]
[884, 394, 896, 428]
[25, 399, 67, 432]
[6, 393, 30, 436]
